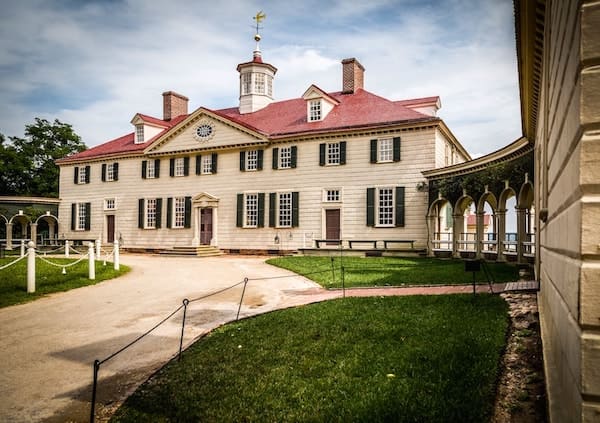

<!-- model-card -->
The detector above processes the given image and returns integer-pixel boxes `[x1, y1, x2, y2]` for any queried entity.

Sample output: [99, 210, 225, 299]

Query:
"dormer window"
[135, 124, 144, 144]
[309, 100, 322, 121]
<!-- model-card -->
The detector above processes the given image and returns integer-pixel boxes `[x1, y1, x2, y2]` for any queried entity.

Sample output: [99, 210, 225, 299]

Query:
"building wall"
[58, 124, 447, 251]
[535, 1, 600, 421]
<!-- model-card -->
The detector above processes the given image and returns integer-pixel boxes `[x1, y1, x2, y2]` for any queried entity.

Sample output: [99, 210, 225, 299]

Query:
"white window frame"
[309, 100, 322, 121]
[378, 138, 393, 163]
[135, 124, 144, 143]
[267, 75, 273, 97]
[77, 203, 87, 231]
[246, 150, 258, 171]
[145, 198, 157, 229]
[255, 73, 265, 94]
[327, 142, 340, 165]
[244, 193, 259, 228]
[377, 187, 395, 227]
[173, 197, 186, 228]
[278, 192, 292, 228]
[279, 146, 292, 169]
[106, 163, 115, 181]
[174, 157, 185, 177]
[201, 155, 213, 175]
[324, 189, 341, 203]
[78, 166, 87, 184]
[104, 198, 116, 211]
[241, 73, 252, 95]
[147, 160, 156, 179]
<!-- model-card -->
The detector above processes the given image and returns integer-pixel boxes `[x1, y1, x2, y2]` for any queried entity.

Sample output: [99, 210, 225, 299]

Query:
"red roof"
[58, 88, 437, 163]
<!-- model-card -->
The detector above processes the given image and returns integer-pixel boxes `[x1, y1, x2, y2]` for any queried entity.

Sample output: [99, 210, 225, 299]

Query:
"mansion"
[56, 42, 469, 253]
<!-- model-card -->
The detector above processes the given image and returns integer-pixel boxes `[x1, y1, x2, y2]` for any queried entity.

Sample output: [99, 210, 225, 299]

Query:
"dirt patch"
[492, 293, 547, 422]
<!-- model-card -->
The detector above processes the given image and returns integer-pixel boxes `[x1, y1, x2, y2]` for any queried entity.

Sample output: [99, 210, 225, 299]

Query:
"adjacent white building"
[56, 41, 469, 253]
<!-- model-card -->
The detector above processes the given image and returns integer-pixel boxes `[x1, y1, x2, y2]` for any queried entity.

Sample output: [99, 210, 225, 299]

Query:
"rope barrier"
[0, 253, 28, 271]
[37, 254, 89, 268]
[68, 247, 86, 255]
[188, 280, 246, 303]
[40, 245, 66, 254]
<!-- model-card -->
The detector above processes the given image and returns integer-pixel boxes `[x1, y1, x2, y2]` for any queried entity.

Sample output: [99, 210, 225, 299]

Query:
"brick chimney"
[162, 91, 189, 121]
[341, 58, 365, 94]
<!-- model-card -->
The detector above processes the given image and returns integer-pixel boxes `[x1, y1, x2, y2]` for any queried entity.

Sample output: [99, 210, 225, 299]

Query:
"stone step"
[159, 245, 222, 257]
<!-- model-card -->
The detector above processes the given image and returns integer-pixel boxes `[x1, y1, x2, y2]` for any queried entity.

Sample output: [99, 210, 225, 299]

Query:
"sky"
[0, 0, 521, 158]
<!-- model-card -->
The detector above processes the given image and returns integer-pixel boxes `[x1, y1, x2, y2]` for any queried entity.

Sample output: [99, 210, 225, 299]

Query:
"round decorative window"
[194, 122, 215, 141]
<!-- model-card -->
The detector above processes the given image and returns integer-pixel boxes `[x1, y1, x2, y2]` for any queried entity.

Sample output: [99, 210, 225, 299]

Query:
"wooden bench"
[383, 240, 415, 249]
[348, 240, 378, 249]
[314, 239, 342, 248]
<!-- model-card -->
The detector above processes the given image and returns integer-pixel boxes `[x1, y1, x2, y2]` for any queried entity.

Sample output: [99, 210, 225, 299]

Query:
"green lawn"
[267, 256, 519, 288]
[0, 256, 130, 308]
[111, 294, 509, 422]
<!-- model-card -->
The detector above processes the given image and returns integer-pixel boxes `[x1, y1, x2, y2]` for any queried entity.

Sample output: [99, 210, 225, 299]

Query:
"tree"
[0, 118, 86, 197]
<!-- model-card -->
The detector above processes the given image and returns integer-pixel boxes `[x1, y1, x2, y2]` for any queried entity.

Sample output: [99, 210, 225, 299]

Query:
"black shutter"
[156, 198, 162, 229]
[393, 137, 401, 162]
[142, 160, 147, 179]
[138, 199, 144, 228]
[258, 193, 265, 227]
[71, 203, 76, 230]
[154, 159, 161, 178]
[236, 194, 244, 227]
[85, 166, 90, 183]
[269, 193, 276, 227]
[272, 148, 279, 169]
[366, 188, 375, 226]
[196, 155, 202, 175]
[169, 159, 175, 177]
[395, 186, 405, 227]
[113, 163, 119, 181]
[74, 167, 79, 184]
[370, 139, 378, 163]
[101, 164, 107, 181]
[319, 143, 326, 166]
[211, 153, 218, 174]
[292, 192, 299, 227]
[84, 203, 91, 230]
[183, 157, 190, 176]
[167, 197, 172, 228]
[257, 150, 263, 170]
[184, 196, 191, 228]
[340, 141, 347, 165]
[240, 151, 246, 171]
[291, 146, 297, 168]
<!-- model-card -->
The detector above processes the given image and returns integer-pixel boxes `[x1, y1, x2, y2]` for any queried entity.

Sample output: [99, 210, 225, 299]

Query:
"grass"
[0, 256, 130, 308]
[266, 256, 520, 288]
[112, 295, 508, 423]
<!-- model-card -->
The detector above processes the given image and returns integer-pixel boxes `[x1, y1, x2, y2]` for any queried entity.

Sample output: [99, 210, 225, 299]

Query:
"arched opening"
[519, 182, 535, 258]
[0, 215, 7, 241]
[428, 199, 453, 253]
[10, 214, 31, 240]
[35, 213, 60, 246]
[499, 189, 518, 260]
[455, 195, 476, 257]
[478, 192, 498, 258]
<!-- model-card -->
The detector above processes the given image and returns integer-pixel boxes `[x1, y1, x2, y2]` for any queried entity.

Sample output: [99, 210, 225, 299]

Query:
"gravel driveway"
[0, 254, 321, 422]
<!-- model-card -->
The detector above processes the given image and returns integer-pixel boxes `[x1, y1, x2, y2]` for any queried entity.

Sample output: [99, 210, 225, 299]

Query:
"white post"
[27, 241, 35, 293]
[65, 240, 70, 258]
[96, 239, 101, 261]
[88, 242, 95, 280]
[20, 240, 25, 258]
[113, 240, 120, 271]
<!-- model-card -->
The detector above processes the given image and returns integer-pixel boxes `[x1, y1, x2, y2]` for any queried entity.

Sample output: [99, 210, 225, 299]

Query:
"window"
[71, 202, 91, 231]
[145, 199, 157, 229]
[325, 189, 341, 202]
[278, 192, 292, 227]
[104, 199, 116, 210]
[246, 150, 258, 170]
[255, 73, 265, 94]
[319, 142, 346, 166]
[245, 194, 258, 227]
[106, 163, 115, 181]
[102, 163, 119, 182]
[309, 100, 322, 121]
[236, 193, 265, 228]
[138, 198, 162, 229]
[242, 73, 251, 95]
[370, 137, 401, 163]
[142, 159, 160, 179]
[327, 143, 340, 164]
[279, 147, 292, 169]
[173, 197, 186, 228]
[170, 157, 189, 177]
[267, 75, 273, 97]
[202, 155, 213, 174]
[135, 124, 144, 143]
[175, 158, 185, 176]
[366, 186, 405, 227]
[147, 160, 156, 178]
[74, 166, 90, 184]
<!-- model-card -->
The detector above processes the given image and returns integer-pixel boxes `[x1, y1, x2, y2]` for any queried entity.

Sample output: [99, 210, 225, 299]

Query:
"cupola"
[237, 13, 277, 114]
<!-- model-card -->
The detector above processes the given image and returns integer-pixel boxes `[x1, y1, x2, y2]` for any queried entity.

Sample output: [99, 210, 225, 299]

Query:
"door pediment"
[193, 192, 219, 208]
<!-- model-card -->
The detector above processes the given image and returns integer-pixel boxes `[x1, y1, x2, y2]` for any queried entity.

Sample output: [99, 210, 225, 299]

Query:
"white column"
[27, 241, 35, 293]
[113, 239, 120, 271]
[65, 240, 70, 258]
[20, 240, 25, 258]
[5, 223, 12, 250]
[30, 223, 38, 246]
[88, 242, 95, 280]
[192, 207, 200, 247]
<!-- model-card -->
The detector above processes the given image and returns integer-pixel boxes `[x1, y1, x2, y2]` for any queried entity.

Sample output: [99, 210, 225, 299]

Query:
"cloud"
[0, 0, 521, 156]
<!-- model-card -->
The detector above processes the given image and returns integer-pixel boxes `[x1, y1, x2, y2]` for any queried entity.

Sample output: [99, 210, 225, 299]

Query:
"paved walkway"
[0, 254, 536, 422]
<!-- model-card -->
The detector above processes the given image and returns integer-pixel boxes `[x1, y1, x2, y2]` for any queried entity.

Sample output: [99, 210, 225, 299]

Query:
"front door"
[325, 209, 340, 244]
[106, 215, 115, 243]
[200, 208, 213, 245]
